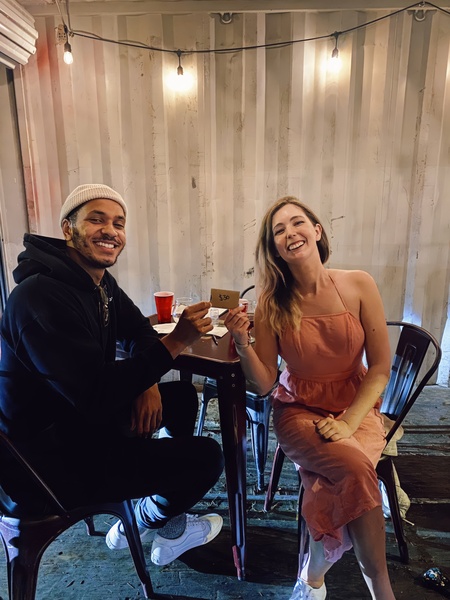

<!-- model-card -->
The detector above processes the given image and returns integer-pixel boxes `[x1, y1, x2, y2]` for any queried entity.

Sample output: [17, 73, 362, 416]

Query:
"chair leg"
[1, 506, 157, 600]
[247, 421, 266, 491]
[0, 515, 66, 600]
[118, 500, 155, 599]
[377, 458, 409, 563]
[297, 481, 309, 577]
[196, 379, 218, 436]
[84, 516, 96, 535]
[246, 398, 272, 491]
[264, 444, 286, 511]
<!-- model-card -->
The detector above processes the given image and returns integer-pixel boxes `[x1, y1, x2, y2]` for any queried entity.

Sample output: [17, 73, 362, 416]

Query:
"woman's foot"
[289, 578, 326, 600]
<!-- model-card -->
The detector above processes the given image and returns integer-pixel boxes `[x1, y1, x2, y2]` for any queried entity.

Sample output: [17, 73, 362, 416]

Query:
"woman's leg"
[273, 403, 391, 596]
[347, 506, 396, 600]
[300, 535, 334, 588]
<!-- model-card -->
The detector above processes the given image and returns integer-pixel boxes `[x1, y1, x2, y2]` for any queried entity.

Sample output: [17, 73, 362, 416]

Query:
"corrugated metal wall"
[12, 8, 450, 383]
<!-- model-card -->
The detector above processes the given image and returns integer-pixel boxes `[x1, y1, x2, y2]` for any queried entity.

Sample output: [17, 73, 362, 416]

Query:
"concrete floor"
[0, 385, 449, 599]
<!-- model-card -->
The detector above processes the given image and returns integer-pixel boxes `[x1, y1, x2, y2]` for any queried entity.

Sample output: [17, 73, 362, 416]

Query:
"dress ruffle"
[273, 366, 367, 414]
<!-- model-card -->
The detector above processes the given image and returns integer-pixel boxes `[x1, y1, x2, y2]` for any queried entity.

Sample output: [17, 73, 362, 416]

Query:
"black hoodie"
[0, 234, 174, 456]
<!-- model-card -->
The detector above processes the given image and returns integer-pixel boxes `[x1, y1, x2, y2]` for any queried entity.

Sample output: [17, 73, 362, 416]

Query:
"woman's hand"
[313, 414, 353, 442]
[224, 305, 250, 346]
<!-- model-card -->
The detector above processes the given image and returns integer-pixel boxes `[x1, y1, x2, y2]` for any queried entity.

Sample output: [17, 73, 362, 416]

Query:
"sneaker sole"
[106, 525, 152, 550]
[203, 515, 223, 544]
[151, 515, 223, 566]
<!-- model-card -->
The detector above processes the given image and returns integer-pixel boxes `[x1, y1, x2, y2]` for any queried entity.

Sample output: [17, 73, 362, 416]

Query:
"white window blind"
[0, 0, 37, 68]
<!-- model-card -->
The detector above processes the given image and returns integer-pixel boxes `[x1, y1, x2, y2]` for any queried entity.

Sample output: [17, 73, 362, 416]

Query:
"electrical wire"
[54, 0, 67, 27]
[58, 1, 450, 59]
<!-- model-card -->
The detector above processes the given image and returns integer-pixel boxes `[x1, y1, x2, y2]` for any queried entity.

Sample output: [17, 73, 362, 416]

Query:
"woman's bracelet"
[234, 339, 250, 349]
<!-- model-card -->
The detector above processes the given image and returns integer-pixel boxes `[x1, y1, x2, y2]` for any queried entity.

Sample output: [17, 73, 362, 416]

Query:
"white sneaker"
[150, 513, 223, 566]
[290, 578, 327, 600]
[106, 519, 153, 550]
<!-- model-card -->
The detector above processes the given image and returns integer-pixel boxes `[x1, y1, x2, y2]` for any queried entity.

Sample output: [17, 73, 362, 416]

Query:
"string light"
[54, 0, 450, 79]
[63, 40, 73, 64]
[328, 31, 342, 74]
[62, 24, 73, 64]
[166, 49, 194, 92]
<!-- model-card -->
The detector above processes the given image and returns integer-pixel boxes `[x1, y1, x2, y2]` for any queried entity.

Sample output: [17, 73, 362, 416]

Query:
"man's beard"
[71, 227, 123, 269]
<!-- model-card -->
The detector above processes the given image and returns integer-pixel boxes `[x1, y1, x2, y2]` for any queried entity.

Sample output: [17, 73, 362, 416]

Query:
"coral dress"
[272, 276, 385, 562]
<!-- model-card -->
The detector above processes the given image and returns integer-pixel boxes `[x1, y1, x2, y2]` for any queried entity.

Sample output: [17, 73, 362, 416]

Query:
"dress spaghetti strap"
[328, 273, 349, 312]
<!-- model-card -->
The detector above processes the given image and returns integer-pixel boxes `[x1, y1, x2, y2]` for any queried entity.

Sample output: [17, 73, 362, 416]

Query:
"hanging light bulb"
[63, 40, 73, 65]
[166, 49, 194, 92]
[328, 31, 342, 74]
[62, 26, 73, 65]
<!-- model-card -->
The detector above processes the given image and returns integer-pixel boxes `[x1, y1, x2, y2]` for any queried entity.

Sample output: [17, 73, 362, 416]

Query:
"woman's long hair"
[255, 196, 330, 337]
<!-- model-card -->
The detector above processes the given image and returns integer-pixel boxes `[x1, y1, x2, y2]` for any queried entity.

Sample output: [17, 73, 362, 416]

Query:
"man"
[0, 183, 224, 566]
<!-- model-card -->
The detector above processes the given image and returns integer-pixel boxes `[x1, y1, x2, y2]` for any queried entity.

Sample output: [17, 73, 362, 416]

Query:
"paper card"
[210, 288, 240, 309]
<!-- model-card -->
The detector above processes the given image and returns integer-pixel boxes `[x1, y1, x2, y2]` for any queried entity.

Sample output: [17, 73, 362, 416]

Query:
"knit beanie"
[59, 184, 127, 224]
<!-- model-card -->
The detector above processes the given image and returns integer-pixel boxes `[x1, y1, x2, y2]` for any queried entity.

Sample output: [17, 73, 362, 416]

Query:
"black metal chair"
[197, 285, 277, 491]
[0, 429, 158, 600]
[264, 321, 442, 564]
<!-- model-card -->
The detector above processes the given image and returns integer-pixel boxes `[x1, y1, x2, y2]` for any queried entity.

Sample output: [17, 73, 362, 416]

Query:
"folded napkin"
[209, 307, 228, 317]
[152, 323, 176, 334]
[152, 323, 228, 338]
[207, 326, 228, 338]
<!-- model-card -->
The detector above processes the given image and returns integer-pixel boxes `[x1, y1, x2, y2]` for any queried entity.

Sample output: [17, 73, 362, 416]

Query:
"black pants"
[4, 381, 224, 519]
[101, 380, 224, 526]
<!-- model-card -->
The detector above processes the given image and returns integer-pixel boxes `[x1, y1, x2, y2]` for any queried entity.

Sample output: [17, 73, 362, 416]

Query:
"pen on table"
[212, 334, 219, 345]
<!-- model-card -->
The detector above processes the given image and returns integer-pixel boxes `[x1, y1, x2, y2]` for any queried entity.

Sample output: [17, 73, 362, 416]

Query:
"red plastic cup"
[154, 291, 174, 323]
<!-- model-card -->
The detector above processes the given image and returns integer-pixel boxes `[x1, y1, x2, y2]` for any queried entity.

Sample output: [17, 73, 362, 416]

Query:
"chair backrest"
[382, 321, 442, 445]
[240, 285, 255, 299]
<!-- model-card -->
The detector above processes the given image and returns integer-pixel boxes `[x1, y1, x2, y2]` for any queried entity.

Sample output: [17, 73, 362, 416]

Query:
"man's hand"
[161, 301, 213, 358]
[174, 301, 213, 344]
[313, 414, 353, 442]
[131, 384, 162, 437]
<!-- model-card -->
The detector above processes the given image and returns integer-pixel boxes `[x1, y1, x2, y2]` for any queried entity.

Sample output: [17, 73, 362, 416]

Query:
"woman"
[224, 197, 395, 600]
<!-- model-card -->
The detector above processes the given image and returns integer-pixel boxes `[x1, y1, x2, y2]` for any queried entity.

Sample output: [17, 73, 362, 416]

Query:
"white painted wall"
[8, 7, 450, 384]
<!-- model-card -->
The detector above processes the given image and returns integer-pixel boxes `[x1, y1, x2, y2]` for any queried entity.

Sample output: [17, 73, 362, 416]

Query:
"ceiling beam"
[18, 0, 450, 18]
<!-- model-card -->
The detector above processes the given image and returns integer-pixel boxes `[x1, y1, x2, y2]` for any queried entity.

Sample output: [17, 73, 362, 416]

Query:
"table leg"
[216, 368, 247, 580]
[179, 369, 192, 383]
